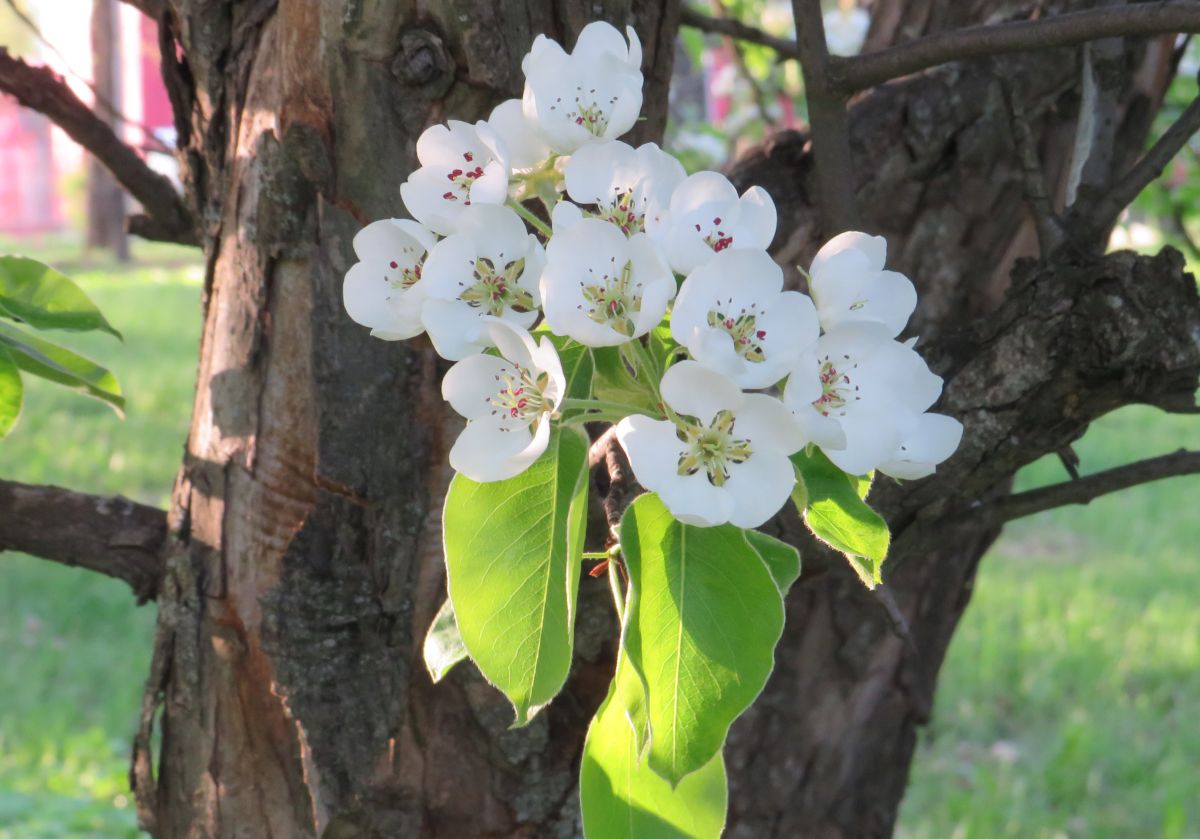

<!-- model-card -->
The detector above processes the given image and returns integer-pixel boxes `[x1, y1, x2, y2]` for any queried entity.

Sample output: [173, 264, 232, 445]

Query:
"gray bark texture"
[120, 1, 1198, 837]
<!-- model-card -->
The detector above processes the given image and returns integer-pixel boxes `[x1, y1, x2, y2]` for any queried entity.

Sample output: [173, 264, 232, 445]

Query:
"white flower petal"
[343, 261, 425, 338]
[660, 360, 742, 422]
[422, 298, 487, 360]
[616, 415, 734, 527]
[450, 418, 549, 482]
[734, 394, 806, 455]
[810, 231, 887, 277]
[487, 98, 551, 171]
[723, 449, 796, 528]
[442, 353, 513, 420]
[878, 413, 963, 480]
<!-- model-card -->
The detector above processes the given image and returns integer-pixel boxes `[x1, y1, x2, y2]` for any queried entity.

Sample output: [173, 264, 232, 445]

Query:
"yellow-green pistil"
[460, 256, 534, 317]
[707, 308, 767, 362]
[581, 258, 640, 336]
[676, 409, 753, 487]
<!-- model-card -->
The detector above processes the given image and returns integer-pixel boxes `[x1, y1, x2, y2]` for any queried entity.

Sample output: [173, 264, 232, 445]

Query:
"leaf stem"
[559, 397, 645, 416]
[607, 556, 626, 625]
[506, 199, 553, 238]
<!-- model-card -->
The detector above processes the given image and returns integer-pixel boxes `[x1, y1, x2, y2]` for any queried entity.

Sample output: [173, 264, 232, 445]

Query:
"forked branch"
[984, 449, 1200, 524]
[0, 47, 196, 245]
[0, 478, 167, 601]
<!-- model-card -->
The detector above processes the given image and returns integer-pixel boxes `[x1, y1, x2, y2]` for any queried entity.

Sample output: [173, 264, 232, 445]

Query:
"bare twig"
[588, 426, 618, 470]
[984, 449, 1200, 524]
[0, 478, 167, 600]
[1000, 76, 1065, 255]
[791, 0, 858, 231]
[679, 7, 800, 59]
[1084, 89, 1200, 239]
[601, 433, 633, 537]
[0, 47, 197, 245]
[832, 2, 1200, 93]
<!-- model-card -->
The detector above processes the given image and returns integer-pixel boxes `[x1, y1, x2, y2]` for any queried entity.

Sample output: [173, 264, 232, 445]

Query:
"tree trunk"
[87, 0, 129, 260]
[130, 2, 1198, 837]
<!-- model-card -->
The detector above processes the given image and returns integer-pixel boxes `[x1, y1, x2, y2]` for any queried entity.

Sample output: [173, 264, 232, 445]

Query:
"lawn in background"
[0, 237, 1197, 837]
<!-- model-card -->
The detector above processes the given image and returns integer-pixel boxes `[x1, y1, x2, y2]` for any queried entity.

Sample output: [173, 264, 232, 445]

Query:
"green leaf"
[540, 333, 594, 402]
[0, 344, 22, 438]
[744, 530, 801, 595]
[580, 649, 727, 839]
[591, 345, 659, 413]
[0, 256, 121, 339]
[443, 426, 590, 725]
[423, 598, 469, 684]
[0, 322, 124, 415]
[791, 448, 889, 578]
[618, 493, 785, 785]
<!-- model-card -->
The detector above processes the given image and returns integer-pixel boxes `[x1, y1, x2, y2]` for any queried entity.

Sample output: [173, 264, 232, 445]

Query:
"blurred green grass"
[0, 236, 1197, 837]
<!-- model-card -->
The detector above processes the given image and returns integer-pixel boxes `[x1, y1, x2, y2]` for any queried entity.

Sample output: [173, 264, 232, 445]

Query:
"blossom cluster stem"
[506, 199, 553, 238]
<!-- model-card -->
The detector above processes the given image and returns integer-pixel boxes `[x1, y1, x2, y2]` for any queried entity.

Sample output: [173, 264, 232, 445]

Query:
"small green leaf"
[0, 255, 121, 339]
[580, 649, 727, 839]
[0, 344, 22, 438]
[791, 449, 890, 588]
[618, 493, 785, 785]
[423, 598, 468, 684]
[0, 322, 123, 415]
[744, 529, 801, 595]
[540, 333, 594, 402]
[443, 426, 589, 725]
[591, 345, 659, 413]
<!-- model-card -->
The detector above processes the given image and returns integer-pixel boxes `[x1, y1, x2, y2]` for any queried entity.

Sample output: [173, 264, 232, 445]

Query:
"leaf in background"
[443, 426, 589, 725]
[0, 321, 124, 415]
[423, 597, 469, 684]
[790, 448, 890, 588]
[618, 493, 785, 786]
[744, 529, 801, 595]
[538, 333, 594, 401]
[580, 647, 728, 839]
[0, 345, 22, 438]
[0, 256, 122, 339]
[591, 345, 660, 413]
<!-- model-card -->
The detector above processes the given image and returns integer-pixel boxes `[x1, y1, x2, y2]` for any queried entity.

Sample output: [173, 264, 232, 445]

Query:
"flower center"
[459, 256, 535, 317]
[579, 258, 641, 336]
[595, 191, 643, 235]
[488, 364, 552, 426]
[675, 409, 753, 487]
[811, 354, 861, 417]
[694, 216, 733, 252]
[387, 259, 422, 291]
[441, 150, 488, 204]
[549, 88, 619, 137]
[706, 303, 767, 362]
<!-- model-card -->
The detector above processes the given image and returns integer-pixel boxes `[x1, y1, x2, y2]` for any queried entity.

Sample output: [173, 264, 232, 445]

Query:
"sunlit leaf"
[0, 322, 123, 415]
[0, 256, 121, 339]
[423, 597, 469, 684]
[0, 344, 22, 438]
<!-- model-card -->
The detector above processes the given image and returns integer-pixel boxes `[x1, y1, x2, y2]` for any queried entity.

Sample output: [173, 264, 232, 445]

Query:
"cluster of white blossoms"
[343, 21, 962, 529]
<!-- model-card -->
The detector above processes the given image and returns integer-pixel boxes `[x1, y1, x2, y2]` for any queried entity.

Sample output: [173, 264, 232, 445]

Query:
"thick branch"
[1084, 89, 1200, 238]
[984, 449, 1200, 523]
[833, 2, 1200, 93]
[791, 0, 858, 231]
[0, 478, 167, 600]
[679, 7, 799, 58]
[0, 47, 197, 245]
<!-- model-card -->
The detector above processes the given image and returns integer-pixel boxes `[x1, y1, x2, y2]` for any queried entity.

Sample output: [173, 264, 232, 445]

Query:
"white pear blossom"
[442, 318, 566, 482]
[807, 231, 916, 337]
[540, 217, 674, 346]
[671, 249, 819, 389]
[877, 412, 963, 480]
[617, 361, 804, 528]
[419, 204, 545, 361]
[400, 120, 509, 236]
[343, 218, 437, 340]
[552, 140, 685, 236]
[824, 5, 870, 57]
[662, 171, 777, 275]
[487, 98, 552, 172]
[522, 21, 643, 154]
[783, 323, 945, 476]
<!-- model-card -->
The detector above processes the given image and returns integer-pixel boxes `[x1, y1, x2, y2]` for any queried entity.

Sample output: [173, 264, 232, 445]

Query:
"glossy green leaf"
[591, 345, 660, 413]
[791, 448, 889, 583]
[0, 322, 124, 415]
[0, 255, 121, 339]
[423, 597, 469, 684]
[540, 333, 594, 402]
[443, 426, 589, 725]
[618, 493, 785, 785]
[744, 529, 801, 595]
[0, 344, 22, 438]
[580, 648, 727, 839]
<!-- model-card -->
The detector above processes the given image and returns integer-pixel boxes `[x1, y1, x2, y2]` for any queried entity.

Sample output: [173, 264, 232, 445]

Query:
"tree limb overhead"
[679, 7, 799, 59]
[0, 478, 167, 601]
[983, 449, 1200, 523]
[0, 47, 196, 245]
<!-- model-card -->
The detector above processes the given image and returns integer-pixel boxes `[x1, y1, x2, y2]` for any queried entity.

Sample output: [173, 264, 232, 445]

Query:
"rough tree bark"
[3, 0, 1196, 837]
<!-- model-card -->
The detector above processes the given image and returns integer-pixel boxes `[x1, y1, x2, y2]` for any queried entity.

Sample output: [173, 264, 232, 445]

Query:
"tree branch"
[679, 7, 800, 59]
[0, 47, 197, 245]
[983, 449, 1200, 524]
[1083, 86, 1200, 239]
[832, 2, 1200, 93]
[0, 478, 167, 601]
[792, 0, 858, 232]
[1000, 75, 1065, 255]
